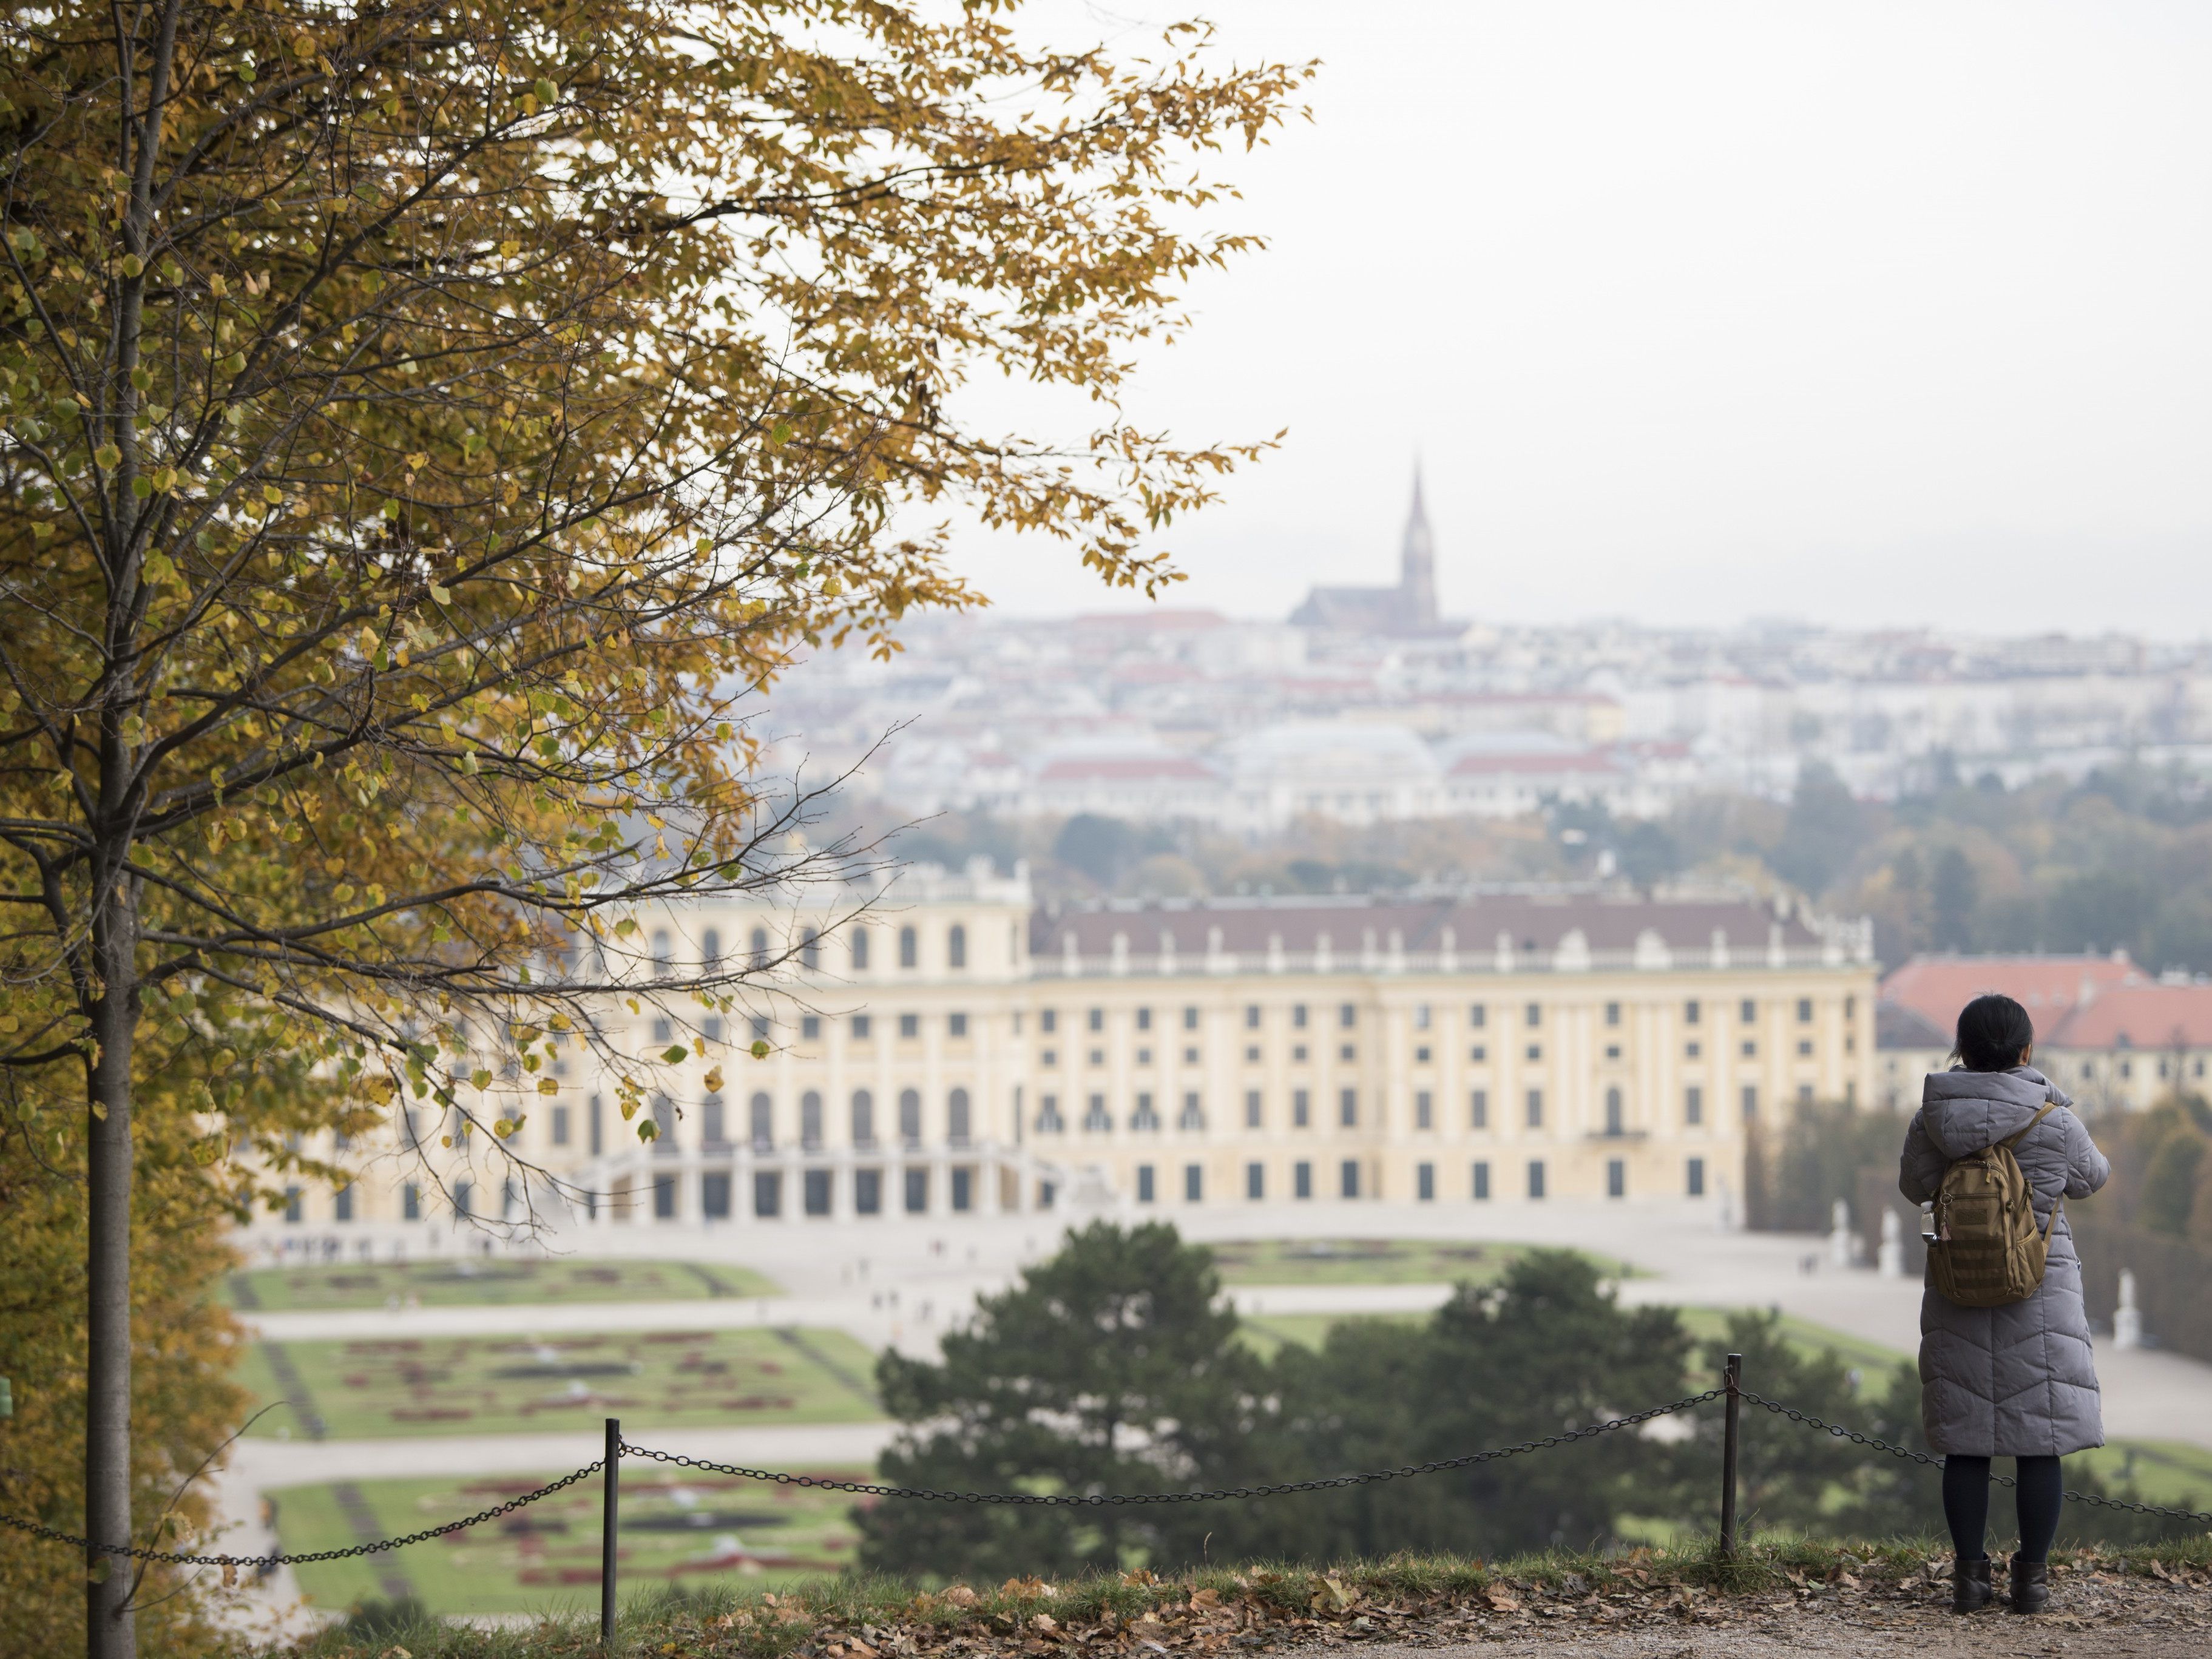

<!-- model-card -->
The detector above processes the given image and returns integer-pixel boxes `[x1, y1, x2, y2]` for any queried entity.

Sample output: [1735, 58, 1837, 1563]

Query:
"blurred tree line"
[859, 760, 2212, 975]
[2067, 1092, 2212, 1363]
[857, 1225, 2193, 1578]
[2102, 1094, 2212, 1248]
[1742, 1100, 1912, 1233]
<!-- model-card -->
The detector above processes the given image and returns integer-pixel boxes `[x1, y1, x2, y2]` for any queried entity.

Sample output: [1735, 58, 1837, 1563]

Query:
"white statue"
[1829, 1197, 1855, 1268]
[1877, 1206, 1905, 1279]
[2114, 1268, 2143, 1350]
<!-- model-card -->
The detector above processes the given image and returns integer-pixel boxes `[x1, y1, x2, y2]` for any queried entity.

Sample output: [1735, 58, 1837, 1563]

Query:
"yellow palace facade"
[259, 863, 1879, 1239]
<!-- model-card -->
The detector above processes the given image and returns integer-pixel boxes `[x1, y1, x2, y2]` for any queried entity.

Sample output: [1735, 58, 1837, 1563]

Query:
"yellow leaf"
[430, 584, 452, 605]
[702, 1066, 724, 1093]
[536, 1077, 558, 1094]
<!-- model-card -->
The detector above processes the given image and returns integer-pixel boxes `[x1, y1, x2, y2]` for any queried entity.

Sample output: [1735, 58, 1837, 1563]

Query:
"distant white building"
[1026, 746, 1223, 821]
[1226, 722, 1443, 828]
[1439, 743, 1628, 819]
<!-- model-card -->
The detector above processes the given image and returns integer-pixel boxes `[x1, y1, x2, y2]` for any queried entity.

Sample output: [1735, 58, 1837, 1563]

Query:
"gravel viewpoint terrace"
[250, 1541, 2212, 1658]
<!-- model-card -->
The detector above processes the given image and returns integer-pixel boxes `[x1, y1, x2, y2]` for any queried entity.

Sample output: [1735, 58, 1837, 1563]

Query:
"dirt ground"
[1355, 1561, 2212, 1658]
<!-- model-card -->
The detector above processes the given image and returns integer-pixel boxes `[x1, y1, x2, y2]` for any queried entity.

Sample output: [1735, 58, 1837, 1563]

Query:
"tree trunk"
[84, 7, 178, 1650]
[85, 884, 139, 1659]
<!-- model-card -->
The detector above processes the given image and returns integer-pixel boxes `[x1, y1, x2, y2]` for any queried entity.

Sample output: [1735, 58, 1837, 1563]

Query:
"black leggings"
[1943, 1455, 2063, 1561]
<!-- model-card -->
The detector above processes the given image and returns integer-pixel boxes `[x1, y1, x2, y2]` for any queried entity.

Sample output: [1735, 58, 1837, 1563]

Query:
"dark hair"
[1954, 993, 2035, 1072]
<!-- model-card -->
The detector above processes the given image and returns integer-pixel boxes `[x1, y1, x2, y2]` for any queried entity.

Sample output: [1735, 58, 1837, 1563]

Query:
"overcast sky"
[942, 1, 2212, 637]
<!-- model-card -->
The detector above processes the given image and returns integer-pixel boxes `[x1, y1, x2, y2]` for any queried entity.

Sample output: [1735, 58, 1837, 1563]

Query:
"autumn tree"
[0, 1, 1306, 1649]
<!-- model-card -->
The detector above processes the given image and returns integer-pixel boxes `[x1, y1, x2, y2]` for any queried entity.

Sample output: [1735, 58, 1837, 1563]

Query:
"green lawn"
[272, 1462, 867, 1619]
[239, 1325, 881, 1440]
[1675, 1306, 1912, 1378]
[2075, 1439, 2212, 1510]
[1236, 1311, 1422, 1360]
[227, 1256, 778, 1312]
[1231, 1302, 1906, 1371]
[1209, 1238, 1631, 1286]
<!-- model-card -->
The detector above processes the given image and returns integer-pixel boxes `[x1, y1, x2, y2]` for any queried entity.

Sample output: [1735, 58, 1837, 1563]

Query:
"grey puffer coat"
[1898, 1066, 2111, 1458]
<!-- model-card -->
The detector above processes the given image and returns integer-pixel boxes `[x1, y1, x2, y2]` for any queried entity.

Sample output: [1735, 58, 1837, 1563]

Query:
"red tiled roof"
[2047, 983, 2212, 1050]
[1879, 954, 2139, 1046]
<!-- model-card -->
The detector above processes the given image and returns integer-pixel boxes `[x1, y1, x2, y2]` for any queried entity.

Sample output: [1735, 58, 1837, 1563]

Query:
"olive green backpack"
[1928, 1101, 2063, 1308]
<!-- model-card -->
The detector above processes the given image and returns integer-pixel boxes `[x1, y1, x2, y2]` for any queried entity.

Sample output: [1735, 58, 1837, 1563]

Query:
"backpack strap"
[1998, 1100, 2059, 1151]
[1998, 1101, 2068, 1240]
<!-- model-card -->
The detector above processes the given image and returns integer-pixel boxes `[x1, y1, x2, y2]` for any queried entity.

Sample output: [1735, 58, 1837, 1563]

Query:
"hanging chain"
[619, 1390, 1723, 1505]
[0, 1459, 603, 1569]
[1740, 1391, 2212, 1526]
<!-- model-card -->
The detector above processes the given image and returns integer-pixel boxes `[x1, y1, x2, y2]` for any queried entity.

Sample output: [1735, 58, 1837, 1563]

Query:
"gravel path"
[1355, 1561, 2212, 1657]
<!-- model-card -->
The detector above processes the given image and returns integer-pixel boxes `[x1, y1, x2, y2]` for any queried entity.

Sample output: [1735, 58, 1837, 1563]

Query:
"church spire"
[1399, 459, 1437, 627]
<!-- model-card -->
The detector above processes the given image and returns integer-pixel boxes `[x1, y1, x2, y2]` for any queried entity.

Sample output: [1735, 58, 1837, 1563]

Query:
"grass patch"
[242, 1325, 881, 1440]
[1209, 1238, 1631, 1287]
[1233, 1310, 1423, 1359]
[228, 1257, 778, 1312]
[1674, 1306, 1909, 1377]
[2078, 1439, 2212, 1510]
[271, 1464, 870, 1619]
[242, 1538, 2212, 1657]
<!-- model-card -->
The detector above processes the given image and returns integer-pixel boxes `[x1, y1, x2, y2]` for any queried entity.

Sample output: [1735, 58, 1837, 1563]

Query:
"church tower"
[1399, 463, 1437, 628]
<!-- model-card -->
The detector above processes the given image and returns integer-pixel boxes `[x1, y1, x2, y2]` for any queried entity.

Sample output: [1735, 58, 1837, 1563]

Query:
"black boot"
[2010, 1556, 2050, 1614]
[1952, 1555, 1993, 1613]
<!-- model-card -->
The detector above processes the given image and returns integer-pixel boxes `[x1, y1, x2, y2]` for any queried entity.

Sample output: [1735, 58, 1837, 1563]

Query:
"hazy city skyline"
[944, 1, 2212, 638]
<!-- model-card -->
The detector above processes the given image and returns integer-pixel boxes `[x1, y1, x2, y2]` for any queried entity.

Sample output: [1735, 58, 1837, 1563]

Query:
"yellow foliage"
[0, 1, 1305, 1644]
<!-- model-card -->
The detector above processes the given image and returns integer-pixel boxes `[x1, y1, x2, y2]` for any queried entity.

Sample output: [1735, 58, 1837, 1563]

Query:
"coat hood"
[1919, 1066, 2069, 1160]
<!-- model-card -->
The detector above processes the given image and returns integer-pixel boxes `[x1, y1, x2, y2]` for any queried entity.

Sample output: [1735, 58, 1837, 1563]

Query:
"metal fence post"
[601, 1417, 620, 1649]
[1719, 1353, 1742, 1560]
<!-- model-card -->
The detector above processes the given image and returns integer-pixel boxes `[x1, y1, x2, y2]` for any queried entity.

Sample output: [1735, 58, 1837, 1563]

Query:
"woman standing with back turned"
[1899, 992, 2110, 1615]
